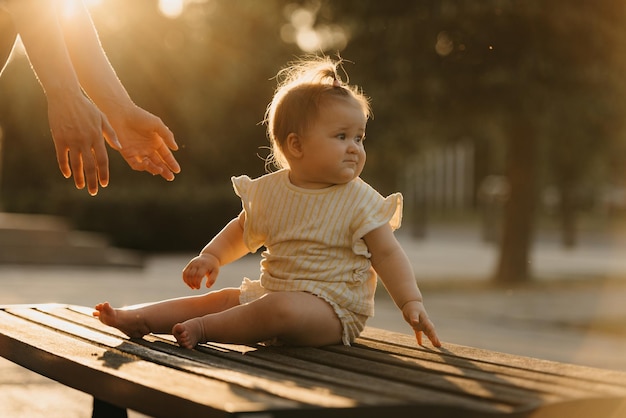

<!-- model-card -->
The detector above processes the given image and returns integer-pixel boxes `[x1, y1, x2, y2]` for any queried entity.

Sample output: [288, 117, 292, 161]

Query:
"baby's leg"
[173, 291, 343, 348]
[94, 287, 241, 338]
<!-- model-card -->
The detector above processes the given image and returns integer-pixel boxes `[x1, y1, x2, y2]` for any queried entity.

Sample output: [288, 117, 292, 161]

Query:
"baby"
[94, 56, 441, 349]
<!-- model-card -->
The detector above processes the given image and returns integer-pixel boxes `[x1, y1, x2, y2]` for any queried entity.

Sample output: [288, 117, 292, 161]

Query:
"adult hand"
[103, 103, 180, 181]
[47, 90, 120, 196]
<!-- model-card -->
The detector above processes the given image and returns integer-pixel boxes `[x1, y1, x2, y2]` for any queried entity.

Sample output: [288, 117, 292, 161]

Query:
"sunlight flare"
[159, 0, 184, 19]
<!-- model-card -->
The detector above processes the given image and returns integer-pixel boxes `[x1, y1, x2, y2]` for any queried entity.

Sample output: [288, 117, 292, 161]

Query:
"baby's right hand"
[182, 253, 220, 289]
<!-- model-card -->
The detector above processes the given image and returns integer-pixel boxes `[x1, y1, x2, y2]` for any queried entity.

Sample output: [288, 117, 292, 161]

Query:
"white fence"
[404, 141, 475, 213]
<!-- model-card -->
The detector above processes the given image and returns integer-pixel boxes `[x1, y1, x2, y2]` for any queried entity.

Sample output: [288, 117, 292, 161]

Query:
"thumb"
[101, 114, 122, 150]
[205, 267, 219, 288]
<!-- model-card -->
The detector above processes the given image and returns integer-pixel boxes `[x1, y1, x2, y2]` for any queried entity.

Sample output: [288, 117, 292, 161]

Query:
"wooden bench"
[1, 303, 625, 418]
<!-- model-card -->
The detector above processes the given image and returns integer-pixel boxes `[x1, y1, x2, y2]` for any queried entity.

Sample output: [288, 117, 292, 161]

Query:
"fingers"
[149, 136, 181, 179]
[54, 144, 72, 180]
[52, 117, 111, 196]
[132, 153, 165, 177]
[93, 133, 110, 189]
[205, 269, 218, 288]
[182, 263, 205, 290]
[156, 144, 181, 176]
[402, 301, 442, 348]
[60, 141, 108, 196]
[410, 315, 442, 348]
[183, 272, 209, 290]
[111, 109, 181, 180]
[80, 150, 99, 196]
[67, 147, 86, 191]
[182, 256, 219, 290]
[422, 324, 442, 348]
[55, 109, 181, 187]
[129, 149, 179, 181]
[155, 156, 178, 181]
[155, 120, 178, 151]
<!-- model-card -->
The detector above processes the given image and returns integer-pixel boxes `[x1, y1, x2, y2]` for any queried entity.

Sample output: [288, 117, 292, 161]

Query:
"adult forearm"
[57, 0, 133, 111]
[5, 0, 83, 98]
[0, 9, 17, 75]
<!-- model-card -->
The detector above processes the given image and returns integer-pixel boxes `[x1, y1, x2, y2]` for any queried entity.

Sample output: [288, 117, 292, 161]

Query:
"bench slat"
[38, 304, 513, 414]
[1, 304, 626, 418]
[195, 342, 513, 412]
[326, 340, 625, 397]
[0, 308, 306, 417]
[5, 306, 374, 409]
[273, 345, 565, 406]
[359, 328, 626, 387]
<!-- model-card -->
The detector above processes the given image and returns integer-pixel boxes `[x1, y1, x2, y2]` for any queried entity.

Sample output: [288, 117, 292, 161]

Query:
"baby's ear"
[285, 133, 303, 158]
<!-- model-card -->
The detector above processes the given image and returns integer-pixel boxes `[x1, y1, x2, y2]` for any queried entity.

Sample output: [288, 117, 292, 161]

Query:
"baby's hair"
[263, 55, 371, 170]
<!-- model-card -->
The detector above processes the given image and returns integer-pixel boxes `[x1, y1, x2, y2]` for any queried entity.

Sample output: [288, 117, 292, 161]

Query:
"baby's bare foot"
[93, 302, 150, 338]
[173, 318, 205, 349]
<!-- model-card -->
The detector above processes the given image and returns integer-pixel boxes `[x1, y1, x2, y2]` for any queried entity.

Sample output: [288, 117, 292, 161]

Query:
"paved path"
[2, 224, 626, 417]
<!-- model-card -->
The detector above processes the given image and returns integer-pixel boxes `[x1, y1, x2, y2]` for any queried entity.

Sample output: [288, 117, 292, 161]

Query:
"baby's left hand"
[402, 300, 442, 347]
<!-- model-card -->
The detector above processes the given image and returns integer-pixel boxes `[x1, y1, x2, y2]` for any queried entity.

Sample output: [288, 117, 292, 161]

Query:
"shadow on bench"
[1, 304, 625, 418]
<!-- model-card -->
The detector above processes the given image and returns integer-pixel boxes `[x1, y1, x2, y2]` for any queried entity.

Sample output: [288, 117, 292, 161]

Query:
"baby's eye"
[355, 135, 365, 144]
[337, 133, 347, 140]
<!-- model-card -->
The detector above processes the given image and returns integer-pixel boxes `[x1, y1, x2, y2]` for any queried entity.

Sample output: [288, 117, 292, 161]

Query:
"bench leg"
[92, 398, 128, 418]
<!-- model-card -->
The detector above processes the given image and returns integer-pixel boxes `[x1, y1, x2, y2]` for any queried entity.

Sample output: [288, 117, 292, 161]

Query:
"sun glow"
[158, 0, 184, 19]
[60, 0, 80, 19]
[281, 4, 348, 53]
[60, 0, 102, 19]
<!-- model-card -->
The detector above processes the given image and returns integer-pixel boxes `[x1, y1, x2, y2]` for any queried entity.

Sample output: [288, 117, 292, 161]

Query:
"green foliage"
[0, 0, 295, 251]
[2, 0, 626, 257]
[5, 181, 242, 252]
[319, 0, 626, 188]
[52, 184, 242, 252]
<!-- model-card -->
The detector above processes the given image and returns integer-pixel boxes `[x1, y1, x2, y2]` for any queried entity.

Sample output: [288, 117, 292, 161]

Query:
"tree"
[3, 0, 626, 258]
[306, 0, 626, 283]
[0, 0, 303, 250]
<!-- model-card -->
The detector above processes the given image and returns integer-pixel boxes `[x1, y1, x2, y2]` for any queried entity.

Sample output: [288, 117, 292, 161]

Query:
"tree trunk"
[494, 115, 537, 284]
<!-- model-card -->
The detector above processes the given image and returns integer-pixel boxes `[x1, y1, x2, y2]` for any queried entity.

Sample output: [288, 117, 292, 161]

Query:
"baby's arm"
[364, 225, 441, 347]
[182, 211, 250, 289]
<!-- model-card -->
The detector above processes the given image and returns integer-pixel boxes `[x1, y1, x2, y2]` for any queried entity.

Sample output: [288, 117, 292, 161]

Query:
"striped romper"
[232, 169, 402, 345]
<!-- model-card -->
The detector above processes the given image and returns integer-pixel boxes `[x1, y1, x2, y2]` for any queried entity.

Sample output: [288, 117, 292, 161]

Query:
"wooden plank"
[2, 304, 625, 418]
[326, 340, 624, 398]
[0, 308, 302, 417]
[7, 306, 369, 409]
[40, 304, 513, 414]
[40, 305, 413, 406]
[356, 328, 626, 417]
[359, 328, 626, 388]
[195, 343, 514, 413]
[271, 346, 561, 407]
[32, 305, 626, 409]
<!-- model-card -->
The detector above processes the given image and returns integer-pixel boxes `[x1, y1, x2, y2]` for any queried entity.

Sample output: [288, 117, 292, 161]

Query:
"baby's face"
[294, 97, 367, 189]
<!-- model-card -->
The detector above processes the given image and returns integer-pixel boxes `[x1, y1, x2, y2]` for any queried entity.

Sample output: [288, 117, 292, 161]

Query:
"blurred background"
[3, 3, 626, 414]
[2, 0, 626, 282]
